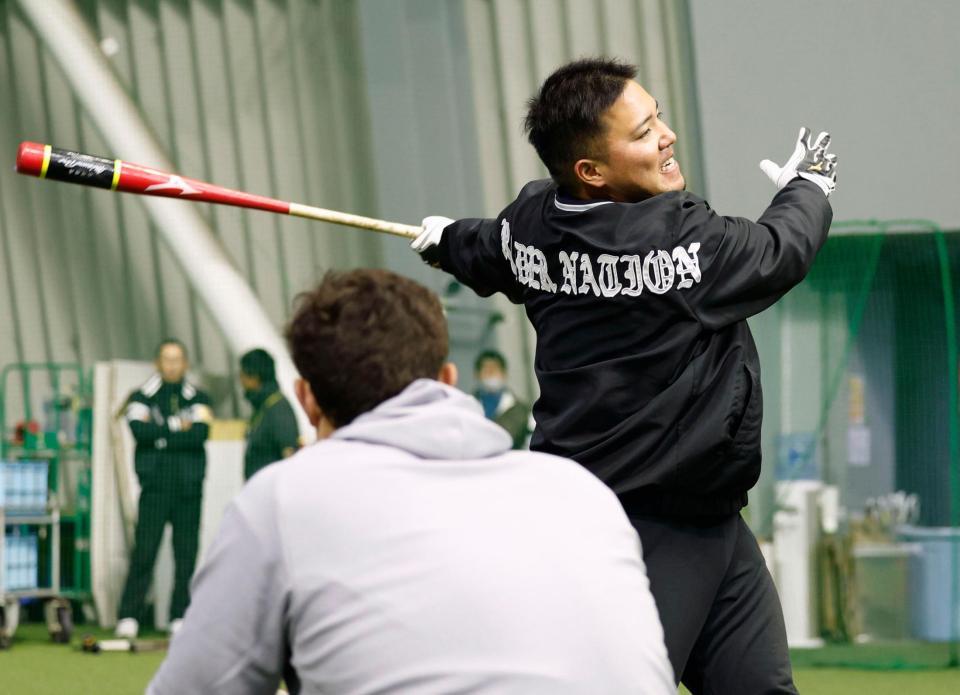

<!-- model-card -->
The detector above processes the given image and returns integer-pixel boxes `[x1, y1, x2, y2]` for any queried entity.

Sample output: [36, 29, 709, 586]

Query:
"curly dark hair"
[285, 269, 448, 427]
[524, 57, 637, 191]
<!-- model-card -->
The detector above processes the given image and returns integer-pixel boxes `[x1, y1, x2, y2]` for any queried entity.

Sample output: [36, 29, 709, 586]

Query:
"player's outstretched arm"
[410, 180, 554, 302]
[411, 214, 522, 301]
[678, 127, 837, 329]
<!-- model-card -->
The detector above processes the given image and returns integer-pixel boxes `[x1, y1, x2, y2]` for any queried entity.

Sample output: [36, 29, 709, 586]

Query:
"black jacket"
[435, 178, 832, 516]
[124, 375, 212, 487]
[244, 381, 299, 480]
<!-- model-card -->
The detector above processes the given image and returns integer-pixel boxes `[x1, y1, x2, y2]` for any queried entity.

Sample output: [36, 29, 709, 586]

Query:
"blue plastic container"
[0, 460, 49, 515]
[3, 530, 39, 591]
[898, 525, 960, 641]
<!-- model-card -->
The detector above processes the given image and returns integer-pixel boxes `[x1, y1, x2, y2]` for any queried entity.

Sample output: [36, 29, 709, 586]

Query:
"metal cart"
[0, 363, 93, 648]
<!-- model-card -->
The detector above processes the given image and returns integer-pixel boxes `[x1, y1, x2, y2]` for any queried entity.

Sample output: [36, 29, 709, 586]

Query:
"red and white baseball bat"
[15, 142, 421, 239]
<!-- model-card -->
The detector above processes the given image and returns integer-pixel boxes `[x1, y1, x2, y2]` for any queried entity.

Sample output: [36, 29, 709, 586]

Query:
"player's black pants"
[118, 475, 203, 624]
[630, 513, 797, 695]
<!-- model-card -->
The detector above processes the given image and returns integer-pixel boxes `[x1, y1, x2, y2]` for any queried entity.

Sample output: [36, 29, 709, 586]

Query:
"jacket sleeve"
[167, 392, 213, 451]
[676, 178, 833, 330]
[166, 423, 210, 451]
[435, 216, 523, 302]
[124, 393, 165, 446]
[434, 180, 557, 304]
[147, 478, 289, 695]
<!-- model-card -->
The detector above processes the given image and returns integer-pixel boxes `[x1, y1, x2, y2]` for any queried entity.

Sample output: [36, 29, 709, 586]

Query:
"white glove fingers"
[785, 128, 810, 170]
[765, 126, 837, 196]
[759, 159, 781, 184]
[412, 215, 454, 253]
[821, 153, 838, 177]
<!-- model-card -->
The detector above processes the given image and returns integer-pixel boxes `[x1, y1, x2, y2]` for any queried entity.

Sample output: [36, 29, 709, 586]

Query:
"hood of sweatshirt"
[330, 379, 512, 460]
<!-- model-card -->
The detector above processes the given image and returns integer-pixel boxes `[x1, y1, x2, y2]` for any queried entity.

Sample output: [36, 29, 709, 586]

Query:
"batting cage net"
[746, 220, 960, 668]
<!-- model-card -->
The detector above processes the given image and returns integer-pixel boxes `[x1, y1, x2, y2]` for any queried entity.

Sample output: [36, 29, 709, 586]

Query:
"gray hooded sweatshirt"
[148, 380, 673, 695]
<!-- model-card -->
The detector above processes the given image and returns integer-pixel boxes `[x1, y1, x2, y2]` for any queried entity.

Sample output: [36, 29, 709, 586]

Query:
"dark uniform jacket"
[244, 381, 299, 480]
[475, 388, 532, 450]
[435, 178, 832, 517]
[124, 375, 212, 488]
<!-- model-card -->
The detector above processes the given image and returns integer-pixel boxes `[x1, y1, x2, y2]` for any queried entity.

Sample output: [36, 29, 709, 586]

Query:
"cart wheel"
[45, 599, 73, 644]
[0, 600, 19, 649]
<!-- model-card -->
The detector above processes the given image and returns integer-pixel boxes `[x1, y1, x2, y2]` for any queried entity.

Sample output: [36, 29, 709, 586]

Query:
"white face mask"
[479, 376, 506, 393]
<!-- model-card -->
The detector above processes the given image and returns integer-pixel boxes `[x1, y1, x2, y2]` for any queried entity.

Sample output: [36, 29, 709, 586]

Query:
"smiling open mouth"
[660, 157, 677, 173]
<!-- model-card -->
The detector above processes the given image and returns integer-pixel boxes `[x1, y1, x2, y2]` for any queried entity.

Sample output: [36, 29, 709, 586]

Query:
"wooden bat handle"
[289, 204, 420, 238]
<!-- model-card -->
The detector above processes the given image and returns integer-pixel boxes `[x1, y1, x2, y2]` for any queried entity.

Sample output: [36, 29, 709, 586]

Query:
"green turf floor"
[3, 623, 960, 694]
[1, 623, 166, 694]
[678, 667, 960, 694]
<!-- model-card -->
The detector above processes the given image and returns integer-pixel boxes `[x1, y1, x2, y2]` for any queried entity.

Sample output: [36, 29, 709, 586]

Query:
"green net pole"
[934, 229, 960, 666]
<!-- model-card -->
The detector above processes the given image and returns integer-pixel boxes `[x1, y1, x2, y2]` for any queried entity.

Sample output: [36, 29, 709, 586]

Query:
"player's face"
[239, 371, 260, 393]
[477, 359, 505, 383]
[596, 81, 684, 202]
[157, 344, 188, 383]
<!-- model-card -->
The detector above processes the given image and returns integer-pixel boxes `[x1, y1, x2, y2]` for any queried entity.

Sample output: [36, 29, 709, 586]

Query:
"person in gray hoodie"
[148, 268, 673, 695]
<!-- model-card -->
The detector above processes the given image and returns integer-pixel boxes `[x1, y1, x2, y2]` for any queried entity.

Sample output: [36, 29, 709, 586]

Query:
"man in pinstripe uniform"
[115, 338, 213, 640]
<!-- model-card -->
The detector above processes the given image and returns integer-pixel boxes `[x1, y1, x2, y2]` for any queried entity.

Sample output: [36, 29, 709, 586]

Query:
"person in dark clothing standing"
[473, 349, 531, 449]
[239, 348, 300, 480]
[116, 339, 213, 640]
[411, 58, 837, 693]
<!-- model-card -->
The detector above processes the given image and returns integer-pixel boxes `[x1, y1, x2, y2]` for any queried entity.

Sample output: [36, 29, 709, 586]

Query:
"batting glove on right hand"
[411, 215, 454, 267]
[760, 127, 838, 197]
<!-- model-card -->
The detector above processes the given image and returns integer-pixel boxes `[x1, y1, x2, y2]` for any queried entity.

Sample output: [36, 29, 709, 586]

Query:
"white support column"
[16, 0, 311, 439]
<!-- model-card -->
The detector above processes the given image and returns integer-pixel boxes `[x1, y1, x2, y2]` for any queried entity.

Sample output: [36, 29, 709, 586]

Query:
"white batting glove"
[412, 216, 453, 253]
[411, 215, 454, 265]
[760, 127, 838, 197]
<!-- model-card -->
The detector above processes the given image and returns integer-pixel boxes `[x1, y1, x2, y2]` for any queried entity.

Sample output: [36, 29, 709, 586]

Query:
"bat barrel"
[16, 141, 118, 189]
[14, 141, 290, 212]
[15, 141, 418, 237]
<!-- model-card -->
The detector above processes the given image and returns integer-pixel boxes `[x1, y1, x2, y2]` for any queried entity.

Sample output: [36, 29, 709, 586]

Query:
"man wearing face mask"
[473, 349, 531, 449]
[239, 348, 300, 481]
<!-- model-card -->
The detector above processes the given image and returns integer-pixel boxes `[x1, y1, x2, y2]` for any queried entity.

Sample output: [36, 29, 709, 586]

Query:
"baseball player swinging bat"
[15, 142, 421, 239]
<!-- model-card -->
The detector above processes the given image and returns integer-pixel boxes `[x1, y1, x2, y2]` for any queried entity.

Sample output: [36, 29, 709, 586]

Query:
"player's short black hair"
[524, 58, 638, 191]
[240, 348, 276, 382]
[474, 349, 507, 374]
[155, 338, 187, 359]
